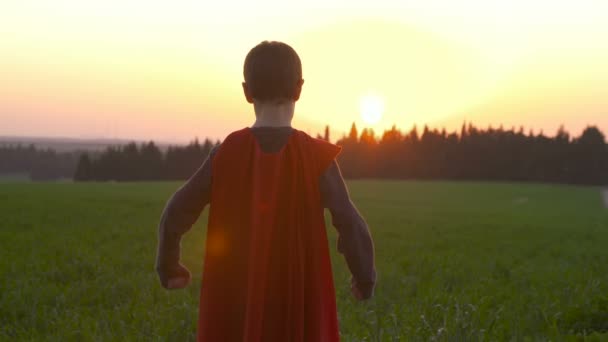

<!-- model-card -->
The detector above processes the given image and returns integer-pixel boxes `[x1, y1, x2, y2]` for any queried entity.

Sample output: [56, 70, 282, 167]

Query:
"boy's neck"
[252, 101, 294, 128]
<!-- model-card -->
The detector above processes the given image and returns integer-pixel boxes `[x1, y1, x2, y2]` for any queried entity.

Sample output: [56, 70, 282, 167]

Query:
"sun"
[359, 94, 385, 125]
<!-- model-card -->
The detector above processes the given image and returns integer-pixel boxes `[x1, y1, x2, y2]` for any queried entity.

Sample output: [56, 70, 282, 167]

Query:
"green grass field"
[2, 181, 608, 341]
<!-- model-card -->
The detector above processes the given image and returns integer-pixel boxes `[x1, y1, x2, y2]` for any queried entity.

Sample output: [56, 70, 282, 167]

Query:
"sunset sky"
[1, 0, 607, 142]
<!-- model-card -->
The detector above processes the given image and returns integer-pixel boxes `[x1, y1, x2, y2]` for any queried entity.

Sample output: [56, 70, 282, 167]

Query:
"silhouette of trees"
[74, 153, 92, 181]
[73, 139, 216, 181]
[164, 138, 214, 180]
[2, 122, 607, 185]
[0, 144, 79, 180]
[568, 127, 607, 184]
[334, 122, 608, 185]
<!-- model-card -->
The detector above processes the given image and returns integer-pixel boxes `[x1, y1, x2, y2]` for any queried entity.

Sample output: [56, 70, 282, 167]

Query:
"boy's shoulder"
[209, 128, 249, 160]
[223, 127, 252, 142]
[300, 130, 341, 152]
[218, 127, 341, 153]
[291, 128, 337, 146]
[220, 127, 318, 142]
[291, 129, 342, 170]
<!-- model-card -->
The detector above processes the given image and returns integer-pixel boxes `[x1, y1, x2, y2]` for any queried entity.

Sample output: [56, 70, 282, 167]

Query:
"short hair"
[243, 41, 302, 102]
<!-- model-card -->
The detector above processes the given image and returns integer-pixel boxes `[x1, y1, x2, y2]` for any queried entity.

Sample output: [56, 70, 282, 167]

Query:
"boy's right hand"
[158, 263, 191, 290]
[167, 275, 191, 289]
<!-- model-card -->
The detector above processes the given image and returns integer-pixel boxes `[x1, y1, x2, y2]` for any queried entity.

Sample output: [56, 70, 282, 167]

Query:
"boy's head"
[242, 41, 304, 104]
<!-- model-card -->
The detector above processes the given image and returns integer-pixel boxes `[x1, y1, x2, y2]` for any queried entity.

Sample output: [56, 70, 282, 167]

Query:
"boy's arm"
[156, 148, 216, 289]
[320, 160, 376, 299]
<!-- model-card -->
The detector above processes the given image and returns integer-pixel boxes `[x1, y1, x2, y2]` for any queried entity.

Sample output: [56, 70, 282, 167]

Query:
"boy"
[156, 41, 376, 341]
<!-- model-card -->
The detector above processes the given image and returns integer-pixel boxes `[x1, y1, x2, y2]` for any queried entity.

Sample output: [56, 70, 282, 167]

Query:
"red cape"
[198, 128, 341, 342]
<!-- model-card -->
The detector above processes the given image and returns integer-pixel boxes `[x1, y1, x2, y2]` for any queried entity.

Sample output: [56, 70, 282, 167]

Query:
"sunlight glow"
[1, 1, 608, 140]
[360, 94, 385, 125]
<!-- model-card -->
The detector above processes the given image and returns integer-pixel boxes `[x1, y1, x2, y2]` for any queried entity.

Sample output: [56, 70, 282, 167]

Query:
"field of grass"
[2, 181, 608, 341]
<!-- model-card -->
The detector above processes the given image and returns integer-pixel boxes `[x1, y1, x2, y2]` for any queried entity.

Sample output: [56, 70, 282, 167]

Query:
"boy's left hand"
[351, 282, 363, 301]
[351, 277, 374, 301]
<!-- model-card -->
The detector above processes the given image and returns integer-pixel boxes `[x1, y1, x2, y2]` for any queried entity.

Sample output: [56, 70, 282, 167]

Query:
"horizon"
[2, 1, 608, 142]
[1, 119, 604, 149]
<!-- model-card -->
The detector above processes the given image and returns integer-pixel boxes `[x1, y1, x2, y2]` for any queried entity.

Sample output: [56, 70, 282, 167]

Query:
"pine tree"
[348, 123, 358, 142]
[74, 153, 92, 181]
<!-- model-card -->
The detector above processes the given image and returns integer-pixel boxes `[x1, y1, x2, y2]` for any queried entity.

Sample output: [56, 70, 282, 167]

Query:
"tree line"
[2, 122, 607, 185]
[335, 123, 608, 185]
[0, 144, 79, 181]
[74, 139, 218, 181]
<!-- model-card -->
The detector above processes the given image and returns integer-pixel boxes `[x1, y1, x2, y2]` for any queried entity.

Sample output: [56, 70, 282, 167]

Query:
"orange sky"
[1, 1, 607, 142]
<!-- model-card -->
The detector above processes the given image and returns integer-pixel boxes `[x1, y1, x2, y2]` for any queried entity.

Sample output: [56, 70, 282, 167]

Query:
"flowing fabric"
[198, 128, 341, 342]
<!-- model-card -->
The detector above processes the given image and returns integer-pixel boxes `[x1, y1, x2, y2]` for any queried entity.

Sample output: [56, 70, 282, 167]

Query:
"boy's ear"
[293, 79, 304, 101]
[242, 82, 254, 104]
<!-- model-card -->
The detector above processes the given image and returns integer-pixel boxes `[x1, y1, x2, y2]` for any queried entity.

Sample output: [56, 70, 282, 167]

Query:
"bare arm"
[320, 160, 376, 299]
[155, 150, 215, 288]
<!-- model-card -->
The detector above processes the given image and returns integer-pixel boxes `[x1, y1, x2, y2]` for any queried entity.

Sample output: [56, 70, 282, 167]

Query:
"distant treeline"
[74, 139, 219, 181]
[2, 123, 607, 185]
[335, 123, 608, 185]
[0, 144, 79, 181]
